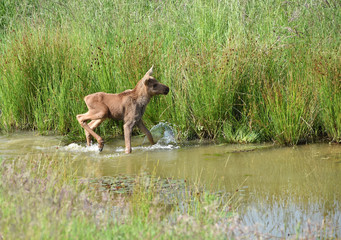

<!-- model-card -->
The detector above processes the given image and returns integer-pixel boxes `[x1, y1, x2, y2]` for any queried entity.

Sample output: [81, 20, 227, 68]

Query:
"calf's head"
[143, 66, 169, 96]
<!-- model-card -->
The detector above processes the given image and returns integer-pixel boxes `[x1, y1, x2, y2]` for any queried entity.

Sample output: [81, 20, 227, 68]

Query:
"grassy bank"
[0, 0, 340, 144]
[0, 154, 336, 239]
[0, 154, 239, 239]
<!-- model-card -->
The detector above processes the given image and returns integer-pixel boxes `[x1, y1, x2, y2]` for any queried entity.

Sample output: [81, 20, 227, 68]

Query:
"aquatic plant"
[0, 154, 237, 239]
[0, 153, 337, 239]
[0, 0, 340, 144]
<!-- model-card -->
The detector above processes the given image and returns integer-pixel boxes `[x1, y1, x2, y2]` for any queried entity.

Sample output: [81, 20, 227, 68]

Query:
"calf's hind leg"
[85, 119, 105, 146]
[137, 120, 155, 145]
[76, 111, 107, 151]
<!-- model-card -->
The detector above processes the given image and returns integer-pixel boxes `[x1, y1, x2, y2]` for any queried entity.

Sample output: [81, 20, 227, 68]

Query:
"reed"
[0, 0, 340, 144]
[317, 54, 341, 142]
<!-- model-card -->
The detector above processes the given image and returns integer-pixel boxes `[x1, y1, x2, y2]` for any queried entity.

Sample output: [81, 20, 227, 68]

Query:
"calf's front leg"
[123, 121, 135, 154]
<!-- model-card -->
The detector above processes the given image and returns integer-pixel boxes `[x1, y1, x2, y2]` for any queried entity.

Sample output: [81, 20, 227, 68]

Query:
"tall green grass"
[0, 0, 340, 144]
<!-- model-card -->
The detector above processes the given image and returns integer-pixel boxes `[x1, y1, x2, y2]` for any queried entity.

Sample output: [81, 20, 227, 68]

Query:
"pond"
[0, 129, 340, 237]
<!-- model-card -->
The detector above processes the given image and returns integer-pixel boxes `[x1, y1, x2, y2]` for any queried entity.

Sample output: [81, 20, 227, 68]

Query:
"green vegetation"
[0, 154, 236, 239]
[0, 0, 340, 144]
[1, 154, 336, 239]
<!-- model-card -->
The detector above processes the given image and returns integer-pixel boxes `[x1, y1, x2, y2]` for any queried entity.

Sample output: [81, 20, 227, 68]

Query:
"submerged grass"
[0, 0, 340, 144]
[0, 154, 238, 239]
[0, 154, 337, 239]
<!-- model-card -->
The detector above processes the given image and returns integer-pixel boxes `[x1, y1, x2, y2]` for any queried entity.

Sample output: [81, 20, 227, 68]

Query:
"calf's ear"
[142, 66, 153, 85]
[145, 65, 153, 76]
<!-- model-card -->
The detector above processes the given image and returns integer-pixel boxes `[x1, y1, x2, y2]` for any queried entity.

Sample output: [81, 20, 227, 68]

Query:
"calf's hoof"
[98, 141, 104, 152]
[125, 148, 132, 154]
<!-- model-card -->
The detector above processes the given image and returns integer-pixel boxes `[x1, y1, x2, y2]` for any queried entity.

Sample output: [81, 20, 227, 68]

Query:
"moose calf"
[76, 66, 169, 153]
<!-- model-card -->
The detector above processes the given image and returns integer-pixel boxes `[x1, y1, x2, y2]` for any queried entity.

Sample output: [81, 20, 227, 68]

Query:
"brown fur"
[76, 66, 169, 153]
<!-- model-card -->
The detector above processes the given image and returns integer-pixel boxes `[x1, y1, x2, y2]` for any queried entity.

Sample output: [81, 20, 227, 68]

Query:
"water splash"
[146, 122, 177, 145]
[61, 143, 100, 153]
[115, 143, 178, 153]
[60, 122, 178, 154]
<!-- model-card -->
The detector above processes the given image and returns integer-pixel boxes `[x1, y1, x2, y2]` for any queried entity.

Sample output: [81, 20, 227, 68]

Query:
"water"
[0, 126, 340, 237]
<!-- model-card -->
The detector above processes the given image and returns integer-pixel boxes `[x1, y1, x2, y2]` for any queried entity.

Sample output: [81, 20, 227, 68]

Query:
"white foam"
[115, 143, 179, 153]
[60, 122, 179, 154]
[61, 143, 100, 153]
[60, 141, 178, 155]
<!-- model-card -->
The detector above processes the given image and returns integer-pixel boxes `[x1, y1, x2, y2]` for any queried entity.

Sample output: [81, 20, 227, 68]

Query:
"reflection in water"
[0, 131, 340, 237]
